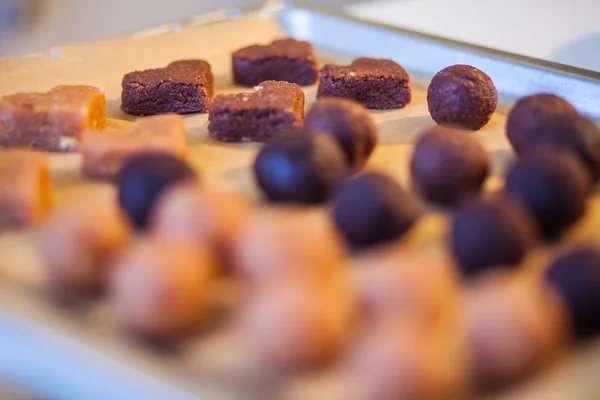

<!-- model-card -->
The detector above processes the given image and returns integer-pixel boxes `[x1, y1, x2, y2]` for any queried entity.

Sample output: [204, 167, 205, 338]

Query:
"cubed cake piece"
[233, 38, 319, 87]
[0, 85, 106, 152]
[81, 114, 187, 180]
[121, 60, 213, 116]
[0, 149, 51, 228]
[317, 58, 412, 109]
[208, 80, 305, 142]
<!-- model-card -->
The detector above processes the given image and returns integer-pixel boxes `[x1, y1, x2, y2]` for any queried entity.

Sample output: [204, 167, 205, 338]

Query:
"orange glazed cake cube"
[0, 85, 106, 152]
[0, 149, 51, 228]
[81, 114, 187, 180]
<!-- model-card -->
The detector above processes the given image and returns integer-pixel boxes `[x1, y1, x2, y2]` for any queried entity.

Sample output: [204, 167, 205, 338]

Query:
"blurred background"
[1, 0, 600, 71]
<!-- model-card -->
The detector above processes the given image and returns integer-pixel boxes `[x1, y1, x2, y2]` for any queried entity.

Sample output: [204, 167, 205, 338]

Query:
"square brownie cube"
[121, 60, 213, 116]
[208, 81, 305, 143]
[81, 114, 187, 180]
[317, 58, 411, 109]
[233, 39, 319, 87]
[0, 85, 106, 152]
[0, 149, 51, 228]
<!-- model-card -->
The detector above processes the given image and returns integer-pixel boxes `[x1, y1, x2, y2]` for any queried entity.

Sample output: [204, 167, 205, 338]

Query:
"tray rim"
[93, 0, 600, 86]
[287, 0, 600, 83]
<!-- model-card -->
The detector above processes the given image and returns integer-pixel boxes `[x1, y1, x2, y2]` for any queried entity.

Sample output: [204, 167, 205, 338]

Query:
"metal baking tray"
[1, 1, 600, 399]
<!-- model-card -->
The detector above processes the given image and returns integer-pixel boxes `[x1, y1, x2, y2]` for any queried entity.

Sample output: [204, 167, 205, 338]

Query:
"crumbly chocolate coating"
[254, 132, 348, 204]
[506, 94, 579, 155]
[410, 126, 489, 207]
[450, 195, 538, 276]
[427, 65, 498, 130]
[121, 60, 213, 116]
[304, 97, 377, 170]
[545, 245, 600, 340]
[233, 38, 319, 87]
[208, 80, 305, 142]
[509, 113, 600, 182]
[331, 172, 421, 250]
[504, 150, 590, 240]
[317, 58, 411, 110]
[118, 153, 196, 230]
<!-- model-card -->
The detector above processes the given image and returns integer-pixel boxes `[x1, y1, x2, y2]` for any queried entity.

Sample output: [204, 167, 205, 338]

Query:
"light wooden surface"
[1, 14, 600, 400]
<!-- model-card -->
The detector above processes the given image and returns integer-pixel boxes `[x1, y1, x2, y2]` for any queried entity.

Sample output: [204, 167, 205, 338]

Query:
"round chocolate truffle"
[507, 113, 600, 182]
[151, 184, 252, 274]
[450, 195, 538, 276]
[427, 64, 498, 130]
[506, 93, 579, 155]
[466, 277, 569, 388]
[504, 150, 590, 240]
[40, 196, 131, 298]
[118, 153, 196, 230]
[410, 126, 490, 207]
[353, 247, 460, 328]
[110, 238, 216, 341]
[331, 172, 421, 250]
[234, 207, 345, 288]
[304, 97, 377, 170]
[346, 323, 469, 400]
[254, 132, 348, 204]
[239, 282, 352, 369]
[545, 245, 600, 340]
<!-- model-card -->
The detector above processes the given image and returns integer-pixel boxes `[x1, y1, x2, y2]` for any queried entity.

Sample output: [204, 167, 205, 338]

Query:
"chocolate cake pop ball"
[346, 323, 469, 400]
[545, 245, 600, 339]
[509, 114, 600, 182]
[504, 150, 590, 240]
[234, 207, 346, 287]
[110, 238, 216, 341]
[151, 183, 251, 272]
[304, 98, 378, 170]
[450, 195, 538, 276]
[427, 65, 498, 130]
[254, 132, 348, 204]
[506, 94, 578, 155]
[40, 195, 131, 297]
[466, 277, 569, 388]
[331, 172, 421, 251]
[118, 152, 196, 230]
[239, 282, 353, 369]
[410, 126, 490, 207]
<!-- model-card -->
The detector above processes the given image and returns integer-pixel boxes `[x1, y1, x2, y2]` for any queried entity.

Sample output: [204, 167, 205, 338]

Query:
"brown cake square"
[0, 85, 106, 152]
[81, 114, 187, 180]
[232, 38, 319, 87]
[121, 60, 213, 116]
[208, 81, 305, 142]
[0, 149, 51, 228]
[317, 58, 411, 109]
